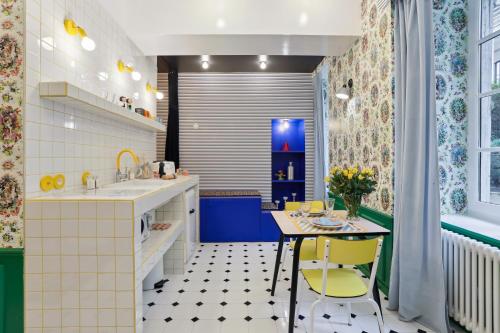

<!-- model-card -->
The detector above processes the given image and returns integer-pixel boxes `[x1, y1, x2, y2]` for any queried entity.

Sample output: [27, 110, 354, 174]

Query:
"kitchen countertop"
[28, 176, 199, 201]
[200, 190, 261, 197]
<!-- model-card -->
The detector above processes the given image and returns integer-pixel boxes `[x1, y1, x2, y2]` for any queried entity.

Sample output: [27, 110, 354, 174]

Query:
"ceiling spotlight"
[258, 55, 268, 70]
[216, 18, 226, 29]
[299, 12, 309, 26]
[131, 71, 142, 81]
[336, 79, 353, 100]
[133, 92, 140, 100]
[201, 55, 210, 69]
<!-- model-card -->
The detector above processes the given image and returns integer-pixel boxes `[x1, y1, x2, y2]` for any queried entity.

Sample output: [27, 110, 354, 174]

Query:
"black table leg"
[271, 233, 285, 296]
[288, 236, 303, 333]
[369, 262, 383, 319]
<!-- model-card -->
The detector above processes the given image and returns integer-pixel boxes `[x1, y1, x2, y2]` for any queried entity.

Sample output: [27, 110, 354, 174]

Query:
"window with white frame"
[469, 0, 500, 221]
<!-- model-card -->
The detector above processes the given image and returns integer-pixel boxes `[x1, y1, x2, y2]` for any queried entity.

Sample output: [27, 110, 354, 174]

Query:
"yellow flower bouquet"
[325, 165, 377, 219]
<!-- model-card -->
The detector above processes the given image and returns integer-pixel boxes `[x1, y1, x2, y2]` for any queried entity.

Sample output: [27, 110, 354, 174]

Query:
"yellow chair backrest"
[284, 201, 324, 212]
[284, 202, 301, 211]
[310, 200, 324, 212]
[316, 237, 380, 265]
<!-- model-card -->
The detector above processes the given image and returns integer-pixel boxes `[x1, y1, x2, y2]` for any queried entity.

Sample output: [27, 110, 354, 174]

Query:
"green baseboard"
[0, 248, 23, 333]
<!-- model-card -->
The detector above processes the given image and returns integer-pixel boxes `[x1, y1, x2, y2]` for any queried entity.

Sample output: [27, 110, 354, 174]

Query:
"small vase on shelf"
[282, 141, 290, 152]
[287, 162, 294, 180]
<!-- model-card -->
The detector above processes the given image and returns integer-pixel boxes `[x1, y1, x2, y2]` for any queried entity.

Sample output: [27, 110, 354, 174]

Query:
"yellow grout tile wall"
[25, 199, 136, 332]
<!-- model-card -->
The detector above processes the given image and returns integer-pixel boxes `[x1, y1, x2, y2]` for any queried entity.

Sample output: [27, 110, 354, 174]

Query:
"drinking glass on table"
[300, 202, 312, 222]
[324, 198, 336, 217]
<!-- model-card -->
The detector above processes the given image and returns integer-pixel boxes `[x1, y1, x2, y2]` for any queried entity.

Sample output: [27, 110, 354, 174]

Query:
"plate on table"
[310, 217, 345, 229]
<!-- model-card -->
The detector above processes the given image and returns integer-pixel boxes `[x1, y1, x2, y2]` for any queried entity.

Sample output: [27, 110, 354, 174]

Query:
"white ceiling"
[98, 0, 361, 56]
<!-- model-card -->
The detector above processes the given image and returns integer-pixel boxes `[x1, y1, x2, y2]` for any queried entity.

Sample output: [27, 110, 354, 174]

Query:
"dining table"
[269, 210, 391, 333]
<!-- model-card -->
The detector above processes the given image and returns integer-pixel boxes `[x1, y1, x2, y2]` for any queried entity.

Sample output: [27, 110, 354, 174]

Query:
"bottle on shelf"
[287, 162, 294, 180]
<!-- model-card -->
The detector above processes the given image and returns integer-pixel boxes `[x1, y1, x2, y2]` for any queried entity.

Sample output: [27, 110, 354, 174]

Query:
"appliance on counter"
[152, 161, 176, 178]
[141, 210, 155, 242]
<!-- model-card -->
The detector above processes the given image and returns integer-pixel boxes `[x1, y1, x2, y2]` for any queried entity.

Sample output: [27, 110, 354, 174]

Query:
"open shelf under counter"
[141, 219, 184, 280]
[39, 81, 166, 132]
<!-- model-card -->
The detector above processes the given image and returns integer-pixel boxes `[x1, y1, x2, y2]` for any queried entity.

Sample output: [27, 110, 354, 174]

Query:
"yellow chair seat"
[302, 268, 368, 298]
[289, 239, 317, 261]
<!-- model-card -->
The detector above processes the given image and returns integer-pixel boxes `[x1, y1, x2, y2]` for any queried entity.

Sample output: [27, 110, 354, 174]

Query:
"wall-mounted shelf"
[272, 180, 305, 183]
[272, 151, 305, 154]
[39, 81, 166, 132]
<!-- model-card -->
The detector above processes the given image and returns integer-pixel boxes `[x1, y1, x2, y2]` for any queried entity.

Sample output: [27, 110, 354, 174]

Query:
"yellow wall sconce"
[64, 18, 96, 51]
[117, 60, 142, 81]
[146, 82, 164, 100]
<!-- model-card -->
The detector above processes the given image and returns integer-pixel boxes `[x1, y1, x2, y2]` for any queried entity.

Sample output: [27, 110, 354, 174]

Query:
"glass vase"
[343, 194, 361, 220]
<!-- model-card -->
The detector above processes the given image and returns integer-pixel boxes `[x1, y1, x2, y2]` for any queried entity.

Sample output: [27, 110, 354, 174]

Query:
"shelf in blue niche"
[272, 180, 305, 183]
[271, 118, 305, 208]
[272, 151, 305, 154]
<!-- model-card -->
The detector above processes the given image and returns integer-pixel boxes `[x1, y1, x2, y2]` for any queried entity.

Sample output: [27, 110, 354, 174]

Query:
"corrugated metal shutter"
[156, 73, 169, 160]
[179, 73, 314, 202]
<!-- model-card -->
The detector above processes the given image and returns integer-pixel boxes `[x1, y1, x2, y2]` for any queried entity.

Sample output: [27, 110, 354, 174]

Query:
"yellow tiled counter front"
[24, 176, 199, 332]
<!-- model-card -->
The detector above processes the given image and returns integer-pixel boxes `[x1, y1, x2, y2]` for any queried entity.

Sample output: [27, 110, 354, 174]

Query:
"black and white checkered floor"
[142, 242, 433, 333]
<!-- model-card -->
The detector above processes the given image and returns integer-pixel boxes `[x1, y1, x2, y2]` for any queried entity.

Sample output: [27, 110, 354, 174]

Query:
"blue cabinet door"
[260, 210, 281, 241]
[200, 197, 261, 242]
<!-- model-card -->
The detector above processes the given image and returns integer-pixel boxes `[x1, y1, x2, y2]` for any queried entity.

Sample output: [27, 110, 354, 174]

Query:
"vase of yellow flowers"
[324, 166, 377, 219]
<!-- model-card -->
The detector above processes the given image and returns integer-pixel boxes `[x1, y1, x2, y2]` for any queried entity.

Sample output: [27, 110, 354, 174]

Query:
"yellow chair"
[279, 201, 324, 281]
[299, 237, 384, 333]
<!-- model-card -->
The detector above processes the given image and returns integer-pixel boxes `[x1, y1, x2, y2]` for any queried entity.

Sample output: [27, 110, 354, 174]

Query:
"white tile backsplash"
[25, 0, 157, 197]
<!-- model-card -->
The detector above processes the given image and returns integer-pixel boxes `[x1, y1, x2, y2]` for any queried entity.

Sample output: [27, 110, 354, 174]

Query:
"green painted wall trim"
[0, 248, 24, 333]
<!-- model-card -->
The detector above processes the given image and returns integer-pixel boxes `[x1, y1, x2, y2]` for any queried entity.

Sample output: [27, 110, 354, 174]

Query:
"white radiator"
[442, 229, 500, 333]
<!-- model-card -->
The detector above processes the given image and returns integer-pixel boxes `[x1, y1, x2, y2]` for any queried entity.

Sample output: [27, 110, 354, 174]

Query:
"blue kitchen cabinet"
[200, 196, 261, 242]
[260, 210, 281, 241]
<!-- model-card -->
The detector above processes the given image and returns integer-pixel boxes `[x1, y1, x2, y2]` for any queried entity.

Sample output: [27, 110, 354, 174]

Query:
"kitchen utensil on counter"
[152, 161, 176, 179]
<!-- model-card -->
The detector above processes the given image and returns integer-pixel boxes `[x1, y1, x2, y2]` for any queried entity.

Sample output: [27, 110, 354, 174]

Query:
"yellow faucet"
[116, 148, 140, 182]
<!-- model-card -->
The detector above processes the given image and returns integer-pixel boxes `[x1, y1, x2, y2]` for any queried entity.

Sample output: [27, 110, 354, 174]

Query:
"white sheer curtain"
[389, 1, 449, 332]
[313, 65, 329, 200]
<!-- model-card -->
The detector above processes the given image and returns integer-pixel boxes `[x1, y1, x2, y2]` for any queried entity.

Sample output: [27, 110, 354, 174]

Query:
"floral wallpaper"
[321, 0, 394, 214]
[433, 0, 469, 214]
[0, 0, 24, 248]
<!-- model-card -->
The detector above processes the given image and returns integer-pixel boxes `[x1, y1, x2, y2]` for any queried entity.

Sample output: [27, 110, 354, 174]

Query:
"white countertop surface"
[28, 176, 199, 201]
